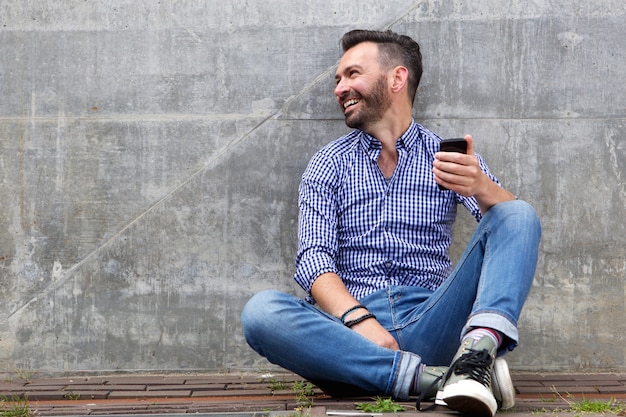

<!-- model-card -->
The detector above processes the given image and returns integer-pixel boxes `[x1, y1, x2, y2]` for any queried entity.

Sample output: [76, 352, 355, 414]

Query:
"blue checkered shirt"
[294, 121, 501, 303]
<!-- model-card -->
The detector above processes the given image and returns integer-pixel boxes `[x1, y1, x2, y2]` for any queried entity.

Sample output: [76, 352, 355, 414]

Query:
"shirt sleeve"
[456, 153, 502, 222]
[293, 150, 340, 300]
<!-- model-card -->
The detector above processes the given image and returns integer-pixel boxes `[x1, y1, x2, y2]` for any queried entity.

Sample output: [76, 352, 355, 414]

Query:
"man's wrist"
[344, 312, 377, 328]
[340, 304, 368, 324]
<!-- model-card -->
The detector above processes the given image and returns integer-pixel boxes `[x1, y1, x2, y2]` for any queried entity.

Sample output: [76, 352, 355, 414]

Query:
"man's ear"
[390, 66, 409, 93]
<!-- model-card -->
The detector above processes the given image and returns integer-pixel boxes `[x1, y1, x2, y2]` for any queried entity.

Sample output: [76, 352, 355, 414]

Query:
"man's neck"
[364, 114, 413, 149]
[363, 113, 413, 179]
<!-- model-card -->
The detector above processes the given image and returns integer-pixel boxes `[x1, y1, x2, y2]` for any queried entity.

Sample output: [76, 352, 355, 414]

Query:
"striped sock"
[463, 327, 503, 348]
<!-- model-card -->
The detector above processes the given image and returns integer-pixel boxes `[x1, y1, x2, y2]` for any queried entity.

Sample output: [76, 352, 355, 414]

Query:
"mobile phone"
[437, 138, 467, 190]
[439, 138, 467, 154]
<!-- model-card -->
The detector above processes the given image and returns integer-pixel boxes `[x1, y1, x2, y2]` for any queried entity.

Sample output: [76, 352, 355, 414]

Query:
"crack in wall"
[5, 3, 428, 323]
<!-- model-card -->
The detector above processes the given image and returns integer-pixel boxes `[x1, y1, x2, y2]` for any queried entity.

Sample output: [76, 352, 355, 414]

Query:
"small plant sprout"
[293, 380, 316, 409]
[356, 397, 406, 413]
[0, 395, 35, 417]
[550, 386, 626, 415]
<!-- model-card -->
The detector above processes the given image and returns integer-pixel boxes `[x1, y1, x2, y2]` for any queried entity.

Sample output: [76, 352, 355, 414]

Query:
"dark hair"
[341, 29, 423, 105]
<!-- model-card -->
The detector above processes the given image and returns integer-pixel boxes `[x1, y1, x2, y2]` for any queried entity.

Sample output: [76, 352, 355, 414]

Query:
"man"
[241, 29, 541, 417]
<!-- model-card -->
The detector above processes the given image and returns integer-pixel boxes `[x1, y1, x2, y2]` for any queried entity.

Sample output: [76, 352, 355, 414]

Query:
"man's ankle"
[464, 328, 502, 349]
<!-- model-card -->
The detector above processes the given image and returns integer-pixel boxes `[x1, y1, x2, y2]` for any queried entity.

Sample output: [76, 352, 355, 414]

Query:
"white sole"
[441, 379, 497, 417]
[493, 358, 516, 410]
[434, 390, 447, 406]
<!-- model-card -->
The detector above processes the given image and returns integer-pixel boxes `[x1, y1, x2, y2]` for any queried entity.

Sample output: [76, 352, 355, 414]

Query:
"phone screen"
[439, 138, 467, 154]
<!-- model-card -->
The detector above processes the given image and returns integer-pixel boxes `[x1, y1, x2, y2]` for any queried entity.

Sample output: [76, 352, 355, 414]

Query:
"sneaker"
[419, 357, 515, 411]
[440, 336, 498, 417]
[416, 365, 446, 410]
[492, 357, 515, 410]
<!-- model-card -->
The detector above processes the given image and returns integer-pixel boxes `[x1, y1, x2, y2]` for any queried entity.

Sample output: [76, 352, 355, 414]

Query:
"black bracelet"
[344, 312, 377, 328]
[340, 304, 367, 324]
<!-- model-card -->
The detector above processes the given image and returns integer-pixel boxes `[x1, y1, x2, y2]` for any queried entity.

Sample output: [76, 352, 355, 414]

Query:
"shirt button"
[385, 261, 391, 268]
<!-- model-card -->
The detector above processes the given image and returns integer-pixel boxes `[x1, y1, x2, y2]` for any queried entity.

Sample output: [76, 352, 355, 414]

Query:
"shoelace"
[415, 373, 443, 412]
[451, 348, 493, 387]
[417, 348, 494, 412]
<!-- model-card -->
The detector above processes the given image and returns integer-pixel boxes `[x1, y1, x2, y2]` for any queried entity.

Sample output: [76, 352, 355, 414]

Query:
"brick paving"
[1, 371, 625, 416]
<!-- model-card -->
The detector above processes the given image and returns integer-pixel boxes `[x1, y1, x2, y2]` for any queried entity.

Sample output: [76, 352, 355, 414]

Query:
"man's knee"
[241, 290, 285, 342]
[241, 290, 276, 326]
[493, 200, 541, 236]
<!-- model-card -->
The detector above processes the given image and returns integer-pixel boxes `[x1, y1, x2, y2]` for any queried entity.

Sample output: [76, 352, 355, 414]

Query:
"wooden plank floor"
[1, 372, 625, 415]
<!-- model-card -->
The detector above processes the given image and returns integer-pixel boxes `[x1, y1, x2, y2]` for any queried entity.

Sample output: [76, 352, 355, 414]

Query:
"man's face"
[334, 42, 392, 131]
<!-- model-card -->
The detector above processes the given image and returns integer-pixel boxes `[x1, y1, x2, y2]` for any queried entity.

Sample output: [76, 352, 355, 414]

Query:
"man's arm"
[311, 272, 399, 350]
[432, 135, 515, 214]
[297, 146, 399, 351]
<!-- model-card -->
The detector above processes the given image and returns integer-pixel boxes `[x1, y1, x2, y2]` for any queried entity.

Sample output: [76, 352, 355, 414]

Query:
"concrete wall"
[0, 1, 624, 375]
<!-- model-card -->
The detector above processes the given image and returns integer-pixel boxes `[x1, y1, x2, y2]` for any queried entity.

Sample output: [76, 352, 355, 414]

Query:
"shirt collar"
[358, 119, 422, 156]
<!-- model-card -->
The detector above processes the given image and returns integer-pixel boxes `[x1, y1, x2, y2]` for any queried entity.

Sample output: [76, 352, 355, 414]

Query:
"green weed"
[63, 391, 81, 401]
[356, 396, 406, 413]
[269, 379, 289, 391]
[293, 380, 316, 409]
[13, 369, 33, 384]
[0, 395, 34, 417]
[569, 398, 625, 414]
[551, 386, 626, 415]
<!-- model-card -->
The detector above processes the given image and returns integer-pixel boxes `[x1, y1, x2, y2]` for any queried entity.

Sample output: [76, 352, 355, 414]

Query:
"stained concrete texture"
[0, 2, 624, 374]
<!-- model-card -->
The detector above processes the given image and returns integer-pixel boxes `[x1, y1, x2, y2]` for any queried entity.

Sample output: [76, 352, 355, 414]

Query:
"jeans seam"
[400, 226, 486, 329]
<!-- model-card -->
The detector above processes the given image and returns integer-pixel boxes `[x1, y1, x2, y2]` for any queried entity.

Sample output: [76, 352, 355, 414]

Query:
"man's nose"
[334, 78, 349, 98]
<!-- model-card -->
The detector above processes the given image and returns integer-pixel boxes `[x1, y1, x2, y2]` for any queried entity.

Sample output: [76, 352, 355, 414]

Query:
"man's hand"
[311, 273, 400, 350]
[351, 317, 400, 350]
[433, 135, 485, 196]
[433, 135, 514, 213]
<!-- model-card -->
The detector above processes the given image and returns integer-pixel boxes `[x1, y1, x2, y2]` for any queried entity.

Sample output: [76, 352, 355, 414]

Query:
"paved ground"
[1, 371, 626, 416]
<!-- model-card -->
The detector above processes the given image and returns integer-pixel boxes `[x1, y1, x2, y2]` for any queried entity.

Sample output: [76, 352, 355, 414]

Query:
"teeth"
[343, 99, 359, 109]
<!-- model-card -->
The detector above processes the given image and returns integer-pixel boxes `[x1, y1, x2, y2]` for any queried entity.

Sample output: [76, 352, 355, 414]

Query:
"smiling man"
[241, 29, 541, 417]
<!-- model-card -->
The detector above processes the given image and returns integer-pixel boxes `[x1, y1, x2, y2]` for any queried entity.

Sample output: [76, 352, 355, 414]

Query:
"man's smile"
[343, 98, 360, 109]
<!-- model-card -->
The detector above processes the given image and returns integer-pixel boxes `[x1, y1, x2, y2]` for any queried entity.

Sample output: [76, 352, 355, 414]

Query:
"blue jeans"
[241, 200, 541, 400]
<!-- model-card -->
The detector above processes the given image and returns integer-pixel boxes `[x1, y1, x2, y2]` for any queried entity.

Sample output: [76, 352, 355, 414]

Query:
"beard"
[343, 75, 392, 131]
